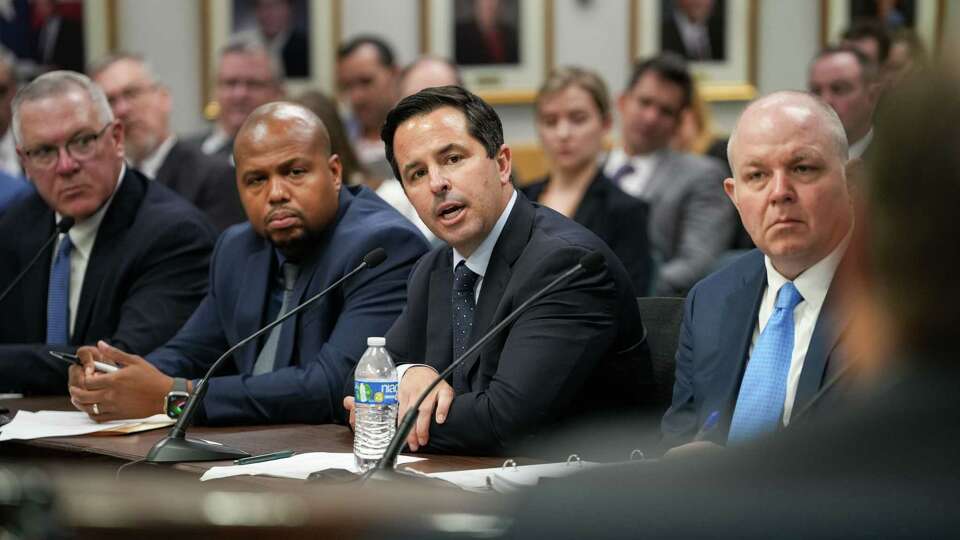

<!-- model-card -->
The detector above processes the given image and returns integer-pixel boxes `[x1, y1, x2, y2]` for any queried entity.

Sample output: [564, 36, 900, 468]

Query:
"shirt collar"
[763, 226, 852, 312]
[56, 164, 126, 260]
[137, 135, 177, 179]
[452, 189, 517, 277]
[848, 128, 874, 159]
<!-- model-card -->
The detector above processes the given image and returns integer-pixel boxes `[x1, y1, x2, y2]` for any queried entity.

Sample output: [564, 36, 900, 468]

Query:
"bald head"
[399, 57, 463, 98]
[235, 101, 332, 161]
[728, 91, 848, 175]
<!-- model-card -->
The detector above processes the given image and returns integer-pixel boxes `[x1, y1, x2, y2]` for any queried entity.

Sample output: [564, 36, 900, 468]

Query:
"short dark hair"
[813, 45, 878, 83]
[381, 85, 503, 182]
[625, 52, 693, 110]
[337, 35, 396, 68]
[842, 19, 891, 65]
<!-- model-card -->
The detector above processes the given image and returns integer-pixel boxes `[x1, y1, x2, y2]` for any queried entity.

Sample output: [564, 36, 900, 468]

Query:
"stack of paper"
[200, 452, 426, 481]
[425, 461, 600, 493]
[0, 410, 174, 441]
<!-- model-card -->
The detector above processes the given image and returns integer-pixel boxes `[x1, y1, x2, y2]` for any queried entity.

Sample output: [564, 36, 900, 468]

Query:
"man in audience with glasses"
[0, 70, 216, 395]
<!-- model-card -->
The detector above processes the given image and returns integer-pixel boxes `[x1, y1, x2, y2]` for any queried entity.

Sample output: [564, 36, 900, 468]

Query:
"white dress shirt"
[750, 231, 850, 426]
[52, 165, 125, 338]
[374, 178, 437, 245]
[848, 128, 874, 160]
[135, 135, 177, 180]
[396, 189, 517, 380]
[0, 128, 20, 177]
[201, 126, 231, 156]
[603, 148, 663, 200]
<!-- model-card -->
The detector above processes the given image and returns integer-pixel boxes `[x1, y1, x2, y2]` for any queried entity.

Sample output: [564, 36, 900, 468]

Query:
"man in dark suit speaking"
[69, 102, 428, 426]
[344, 86, 652, 455]
[661, 91, 856, 452]
[0, 71, 217, 395]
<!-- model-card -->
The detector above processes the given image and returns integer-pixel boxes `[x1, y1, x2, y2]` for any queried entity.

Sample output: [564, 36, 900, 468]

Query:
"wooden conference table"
[0, 396, 520, 538]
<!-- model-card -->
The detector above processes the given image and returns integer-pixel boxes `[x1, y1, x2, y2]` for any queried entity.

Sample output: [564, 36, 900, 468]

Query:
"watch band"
[171, 377, 189, 394]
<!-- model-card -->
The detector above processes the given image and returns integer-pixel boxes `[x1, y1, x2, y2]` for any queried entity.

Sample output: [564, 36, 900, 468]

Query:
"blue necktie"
[727, 282, 804, 446]
[609, 162, 634, 185]
[452, 261, 480, 360]
[46, 234, 73, 345]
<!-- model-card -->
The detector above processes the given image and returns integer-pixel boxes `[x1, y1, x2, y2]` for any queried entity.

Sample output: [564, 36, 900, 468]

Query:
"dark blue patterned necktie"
[452, 261, 480, 359]
[46, 234, 73, 345]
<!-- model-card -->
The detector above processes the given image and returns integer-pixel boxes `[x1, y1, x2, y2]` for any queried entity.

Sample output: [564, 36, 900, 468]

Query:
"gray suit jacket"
[644, 150, 735, 296]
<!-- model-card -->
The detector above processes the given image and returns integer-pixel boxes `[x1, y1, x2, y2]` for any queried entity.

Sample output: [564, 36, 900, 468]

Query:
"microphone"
[370, 251, 607, 477]
[0, 217, 75, 307]
[145, 247, 388, 463]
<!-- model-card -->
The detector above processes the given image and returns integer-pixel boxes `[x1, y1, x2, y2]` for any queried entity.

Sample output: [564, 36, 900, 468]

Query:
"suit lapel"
[73, 170, 144, 344]
[710, 254, 766, 432]
[235, 242, 273, 373]
[426, 253, 453, 373]
[19, 200, 56, 341]
[153, 142, 182, 189]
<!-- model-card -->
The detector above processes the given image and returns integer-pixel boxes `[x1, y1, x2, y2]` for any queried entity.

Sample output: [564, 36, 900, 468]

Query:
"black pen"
[234, 449, 296, 465]
[49, 351, 119, 373]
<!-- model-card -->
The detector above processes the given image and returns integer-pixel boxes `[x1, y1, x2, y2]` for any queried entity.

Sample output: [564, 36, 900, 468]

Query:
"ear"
[722, 177, 738, 206]
[616, 92, 627, 114]
[328, 154, 343, 191]
[844, 157, 865, 198]
[158, 85, 173, 115]
[109, 120, 125, 158]
[495, 143, 512, 186]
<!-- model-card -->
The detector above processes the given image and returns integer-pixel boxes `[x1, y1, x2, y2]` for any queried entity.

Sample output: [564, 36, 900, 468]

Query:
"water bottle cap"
[367, 336, 386, 347]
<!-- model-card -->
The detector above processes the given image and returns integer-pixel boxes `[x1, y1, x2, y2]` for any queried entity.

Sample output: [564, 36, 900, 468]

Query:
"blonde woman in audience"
[522, 67, 652, 293]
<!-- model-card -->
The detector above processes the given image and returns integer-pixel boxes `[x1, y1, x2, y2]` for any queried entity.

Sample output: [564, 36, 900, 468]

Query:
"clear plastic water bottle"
[353, 336, 398, 472]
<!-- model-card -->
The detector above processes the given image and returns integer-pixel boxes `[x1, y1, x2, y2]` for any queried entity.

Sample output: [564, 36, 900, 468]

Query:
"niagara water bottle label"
[354, 380, 398, 405]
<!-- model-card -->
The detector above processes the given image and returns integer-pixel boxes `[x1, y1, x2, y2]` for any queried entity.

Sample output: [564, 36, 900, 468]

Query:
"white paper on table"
[0, 410, 173, 441]
[425, 461, 599, 492]
[200, 452, 426, 481]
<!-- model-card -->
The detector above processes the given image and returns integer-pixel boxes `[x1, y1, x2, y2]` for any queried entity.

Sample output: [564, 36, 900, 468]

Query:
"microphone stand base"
[145, 435, 250, 463]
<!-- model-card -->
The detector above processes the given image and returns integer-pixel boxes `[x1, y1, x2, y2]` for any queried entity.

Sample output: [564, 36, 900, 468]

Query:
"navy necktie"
[727, 282, 804, 446]
[609, 162, 635, 185]
[46, 234, 73, 345]
[452, 261, 480, 360]
[253, 262, 300, 375]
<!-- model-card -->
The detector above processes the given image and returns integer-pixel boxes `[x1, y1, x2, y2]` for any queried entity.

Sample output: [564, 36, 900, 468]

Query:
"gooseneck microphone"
[145, 247, 388, 463]
[0, 217, 75, 306]
[370, 251, 606, 477]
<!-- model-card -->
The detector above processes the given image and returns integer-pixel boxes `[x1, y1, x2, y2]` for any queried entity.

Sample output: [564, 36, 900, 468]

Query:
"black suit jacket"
[153, 140, 246, 231]
[0, 168, 217, 394]
[660, 10, 725, 61]
[523, 170, 654, 295]
[660, 249, 853, 449]
[384, 193, 653, 455]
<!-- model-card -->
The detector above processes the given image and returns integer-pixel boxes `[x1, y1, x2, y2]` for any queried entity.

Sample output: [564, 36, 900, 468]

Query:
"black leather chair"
[636, 297, 685, 411]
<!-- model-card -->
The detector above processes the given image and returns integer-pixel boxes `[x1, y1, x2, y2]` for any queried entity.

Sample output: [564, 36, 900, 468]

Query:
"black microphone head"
[579, 251, 606, 274]
[56, 217, 75, 233]
[363, 248, 387, 268]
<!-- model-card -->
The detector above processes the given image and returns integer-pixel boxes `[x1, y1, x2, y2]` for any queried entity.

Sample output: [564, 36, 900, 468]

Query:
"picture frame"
[199, 0, 338, 114]
[820, 0, 946, 54]
[631, 0, 758, 102]
[420, 0, 554, 105]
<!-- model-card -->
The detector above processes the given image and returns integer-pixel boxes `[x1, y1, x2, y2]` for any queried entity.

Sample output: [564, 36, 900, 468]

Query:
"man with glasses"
[0, 70, 217, 395]
[184, 39, 284, 161]
[91, 54, 245, 230]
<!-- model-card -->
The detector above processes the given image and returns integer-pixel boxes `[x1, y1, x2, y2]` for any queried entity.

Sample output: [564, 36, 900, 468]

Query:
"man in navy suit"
[661, 91, 856, 452]
[344, 86, 652, 455]
[0, 71, 216, 395]
[68, 102, 428, 425]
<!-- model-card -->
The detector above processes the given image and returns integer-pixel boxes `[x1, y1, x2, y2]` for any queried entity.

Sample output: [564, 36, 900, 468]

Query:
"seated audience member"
[399, 56, 464, 98]
[0, 169, 29, 213]
[0, 47, 23, 178]
[522, 67, 653, 294]
[886, 28, 927, 86]
[841, 19, 890, 71]
[808, 46, 880, 159]
[336, 36, 399, 182]
[661, 91, 856, 451]
[183, 39, 284, 161]
[506, 69, 960, 540]
[0, 71, 216, 394]
[91, 54, 246, 231]
[295, 89, 435, 244]
[604, 54, 735, 296]
[68, 102, 428, 425]
[344, 86, 653, 455]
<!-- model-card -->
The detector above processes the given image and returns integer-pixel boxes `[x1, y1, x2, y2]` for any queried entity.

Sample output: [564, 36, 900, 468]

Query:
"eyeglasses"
[22, 122, 113, 169]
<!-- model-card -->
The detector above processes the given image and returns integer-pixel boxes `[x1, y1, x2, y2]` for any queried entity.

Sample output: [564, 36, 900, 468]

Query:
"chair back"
[635, 297, 685, 409]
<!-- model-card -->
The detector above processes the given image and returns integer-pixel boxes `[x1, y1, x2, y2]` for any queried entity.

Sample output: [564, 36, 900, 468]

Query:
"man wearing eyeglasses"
[183, 39, 284, 162]
[90, 54, 245, 231]
[0, 70, 217, 395]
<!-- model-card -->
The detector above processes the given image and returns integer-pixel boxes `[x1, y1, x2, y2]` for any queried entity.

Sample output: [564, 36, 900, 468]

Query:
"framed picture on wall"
[200, 0, 338, 111]
[631, 0, 758, 102]
[821, 0, 945, 54]
[421, 0, 553, 105]
[0, 0, 115, 78]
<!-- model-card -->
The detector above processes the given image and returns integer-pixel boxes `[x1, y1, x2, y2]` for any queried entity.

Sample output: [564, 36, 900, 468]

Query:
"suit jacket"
[384, 193, 653, 455]
[660, 249, 852, 449]
[0, 172, 29, 215]
[643, 149, 736, 296]
[0, 168, 217, 394]
[147, 186, 429, 426]
[153, 140, 246, 231]
[522, 170, 654, 294]
[660, 10, 725, 61]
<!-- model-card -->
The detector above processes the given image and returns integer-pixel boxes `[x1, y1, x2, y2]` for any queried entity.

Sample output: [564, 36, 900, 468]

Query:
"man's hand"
[343, 396, 356, 430]
[662, 440, 725, 460]
[397, 366, 454, 452]
[68, 340, 174, 422]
